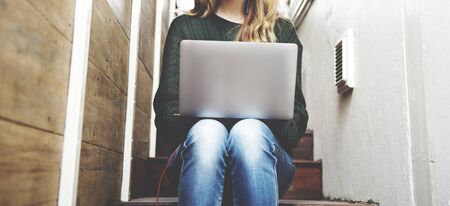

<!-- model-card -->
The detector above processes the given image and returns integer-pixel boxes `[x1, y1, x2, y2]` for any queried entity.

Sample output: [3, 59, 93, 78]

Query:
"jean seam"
[272, 142, 279, 203]
[179, 142, 187, 203]
[273, 141, 295, 198]
[287, 151, 296, 168]
[216, 151, 228, 206]
[271, 141, 277, 154]
[275, 141, 296, 169]
[217, 166, 225, 206]
[232, 158, 237, 206]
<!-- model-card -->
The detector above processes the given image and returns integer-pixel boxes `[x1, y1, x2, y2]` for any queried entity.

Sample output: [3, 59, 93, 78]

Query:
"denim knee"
[228, 119, 276, 163]
[183, 119, 229, 164]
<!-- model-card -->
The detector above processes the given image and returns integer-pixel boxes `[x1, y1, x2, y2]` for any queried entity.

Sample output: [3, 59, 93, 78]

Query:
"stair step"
[139, 158, 322, 200]
[293, 130, 314, 160]
[138, 129, 318, 199]
[283, 160, 322, 200]
[117, 197, 376, 206]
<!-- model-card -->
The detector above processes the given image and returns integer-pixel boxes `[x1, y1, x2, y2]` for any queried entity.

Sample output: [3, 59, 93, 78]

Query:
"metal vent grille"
[334, 31, 354, 94]
[335, 41, 344, 88]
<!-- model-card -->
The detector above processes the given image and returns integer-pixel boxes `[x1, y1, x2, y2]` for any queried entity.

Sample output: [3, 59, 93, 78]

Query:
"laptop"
[179, 40, 298, 121]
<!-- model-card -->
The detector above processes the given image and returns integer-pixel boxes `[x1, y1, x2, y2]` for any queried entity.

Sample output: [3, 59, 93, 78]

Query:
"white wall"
[421, 0, 450, 205]
[298, 0, 450, 205]
[298, 0, 415, 205]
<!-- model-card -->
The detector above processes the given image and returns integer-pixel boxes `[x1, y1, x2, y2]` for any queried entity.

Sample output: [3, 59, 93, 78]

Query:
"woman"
[153, 0, 308, 205]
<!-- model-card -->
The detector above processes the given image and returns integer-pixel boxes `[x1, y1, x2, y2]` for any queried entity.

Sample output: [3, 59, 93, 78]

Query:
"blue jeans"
[165, 118, 296, 206]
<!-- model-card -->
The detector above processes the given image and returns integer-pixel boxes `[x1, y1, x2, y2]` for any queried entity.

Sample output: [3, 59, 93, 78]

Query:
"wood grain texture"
[82, 62, 127, 153]
[138, 0, 157, 75]
[132, 0, 156, 162]
[0, 119, 62, 206]
[89, 0, 130, 93]
[77, 1, 131, 205]
[136, 59, 153, 116]
[26, 0, 75, 41]
[283, 161, 323, 200]
[77, 142, 123, 206]
[133, 107, 150, 159]
[293, 135, 314, 160]
[106, 0, 132, 38]
[0, 0, 71, 134]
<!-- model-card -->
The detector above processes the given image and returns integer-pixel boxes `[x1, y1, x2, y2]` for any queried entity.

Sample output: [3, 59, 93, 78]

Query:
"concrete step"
[117, 197, 376, 206]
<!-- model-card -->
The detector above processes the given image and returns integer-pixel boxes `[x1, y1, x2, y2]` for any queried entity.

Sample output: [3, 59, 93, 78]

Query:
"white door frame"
[120, 0, 143, 201]
[149, 0, 166, 158]
[57, 0, 93, 205]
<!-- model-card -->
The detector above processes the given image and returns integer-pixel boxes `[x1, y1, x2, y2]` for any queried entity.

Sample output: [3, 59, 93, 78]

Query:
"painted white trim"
[57, 0, 93, 205]
[289, 0, 313, 28]
[120, 0, 142, 201]
[149, 0, 165, 158]
[169, 0, 177, 23]
[175, 0, 195, 14]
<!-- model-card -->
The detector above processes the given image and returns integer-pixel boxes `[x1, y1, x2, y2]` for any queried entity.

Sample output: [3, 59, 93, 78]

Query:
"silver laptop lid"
[179, 40, 298, 120]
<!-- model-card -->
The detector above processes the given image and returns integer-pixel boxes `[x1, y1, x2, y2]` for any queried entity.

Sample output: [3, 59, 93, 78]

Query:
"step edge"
[116, 197, 377, 206]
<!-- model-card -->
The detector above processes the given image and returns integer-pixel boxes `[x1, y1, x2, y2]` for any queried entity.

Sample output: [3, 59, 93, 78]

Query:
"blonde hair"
[188, 0, 279, 42]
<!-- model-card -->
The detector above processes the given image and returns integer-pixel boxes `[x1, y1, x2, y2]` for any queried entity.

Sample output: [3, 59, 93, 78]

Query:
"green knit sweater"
[153, 13, 308, 154]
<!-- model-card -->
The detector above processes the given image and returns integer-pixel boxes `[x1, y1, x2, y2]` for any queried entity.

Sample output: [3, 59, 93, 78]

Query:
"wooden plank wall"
[76, 0, 132, 205]
[129, 0, 179, 198]
[130, 0, 157, 199]
[1, 0, 161, 204]
[0, 0, 74, 205]
[77, 0, 163, 203]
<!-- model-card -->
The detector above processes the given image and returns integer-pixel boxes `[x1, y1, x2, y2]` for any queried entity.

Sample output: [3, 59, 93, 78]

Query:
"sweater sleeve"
[280, 19, 309, 150]
[153, 16, 185, 145]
